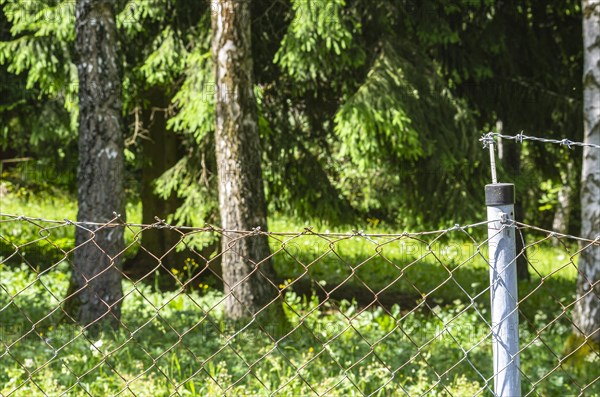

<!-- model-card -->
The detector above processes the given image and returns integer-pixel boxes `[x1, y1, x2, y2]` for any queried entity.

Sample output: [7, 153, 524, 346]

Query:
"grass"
[0, 261, 597, 396]
[0, 179, 598, 396]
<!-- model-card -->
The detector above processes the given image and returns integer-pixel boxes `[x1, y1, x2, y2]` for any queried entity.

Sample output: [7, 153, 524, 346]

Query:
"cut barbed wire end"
[251, 226, 262, 235]
[479, 133, 495, 148]
[560, 139, 573, 149]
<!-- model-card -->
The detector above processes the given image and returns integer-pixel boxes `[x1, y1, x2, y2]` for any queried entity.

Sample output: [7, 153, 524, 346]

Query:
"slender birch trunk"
[573, 0, 600, 344]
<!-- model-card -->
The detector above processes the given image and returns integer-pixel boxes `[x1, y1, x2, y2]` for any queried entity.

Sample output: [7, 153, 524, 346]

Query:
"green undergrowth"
[0, 255, 597, 396]
[0, 183, 598, 395]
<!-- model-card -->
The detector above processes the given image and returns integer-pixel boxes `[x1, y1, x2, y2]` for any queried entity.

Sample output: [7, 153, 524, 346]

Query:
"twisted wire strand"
[480, 132, 600, 150]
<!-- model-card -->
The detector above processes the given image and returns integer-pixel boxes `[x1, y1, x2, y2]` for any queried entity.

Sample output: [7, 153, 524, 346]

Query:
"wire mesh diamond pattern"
[0, 214, 598, 396]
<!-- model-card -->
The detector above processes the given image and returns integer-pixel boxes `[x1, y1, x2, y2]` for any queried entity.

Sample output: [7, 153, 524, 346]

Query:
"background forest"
[0, 0, 585, 231]
[0, 1, 598, 396]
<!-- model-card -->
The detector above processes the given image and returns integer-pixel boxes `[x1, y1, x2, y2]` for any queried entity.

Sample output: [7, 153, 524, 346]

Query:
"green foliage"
[335, 46, 424, 166]
[440, 0, 583, 227]
[274, 0, 365, 92]
[332, 42, 484, 225]
[117, 0, 167, 35]
[166, 17, 213, 141]
[0, 0, 76, 97]
[0, 0, 77, 177]
[153, 156, 219, 251]
[0, 0, 587, 233]
[0, 1, 595, 393]
[138, 26, 186, 86]
[146, 21, 220, 247]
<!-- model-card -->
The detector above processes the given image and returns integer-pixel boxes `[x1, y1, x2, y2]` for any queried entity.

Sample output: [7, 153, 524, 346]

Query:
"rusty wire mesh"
[0, 213, 598, 396]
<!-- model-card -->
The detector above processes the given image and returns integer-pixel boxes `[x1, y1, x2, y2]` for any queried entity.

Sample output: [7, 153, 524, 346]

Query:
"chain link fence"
[0, 211, 598, 396]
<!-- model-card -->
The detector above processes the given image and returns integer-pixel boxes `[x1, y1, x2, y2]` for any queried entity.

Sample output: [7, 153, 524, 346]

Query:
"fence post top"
[485, 183, 515, 206]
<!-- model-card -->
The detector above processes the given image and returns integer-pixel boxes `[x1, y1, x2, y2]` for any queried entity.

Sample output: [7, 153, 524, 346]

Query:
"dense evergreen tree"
[2, 0, 582, 231]
[0, 0, 77, 188]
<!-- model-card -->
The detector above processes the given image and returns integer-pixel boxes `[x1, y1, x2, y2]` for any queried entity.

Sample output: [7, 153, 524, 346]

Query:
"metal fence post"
[486, 183, 521, 396]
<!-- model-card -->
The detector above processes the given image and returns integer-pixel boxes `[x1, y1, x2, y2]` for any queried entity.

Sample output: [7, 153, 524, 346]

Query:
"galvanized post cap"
[485, 183, 515, 206]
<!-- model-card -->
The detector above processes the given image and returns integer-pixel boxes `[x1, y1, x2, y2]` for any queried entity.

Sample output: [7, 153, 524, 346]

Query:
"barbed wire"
[0, 212, 497, 238]
[480, 132, 600, 150]
[2, 213, 599, 244]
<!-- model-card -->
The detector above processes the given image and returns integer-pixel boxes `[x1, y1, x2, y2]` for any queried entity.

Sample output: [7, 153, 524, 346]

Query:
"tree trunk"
[212, 0, 281, 321]
[66, 0, 125, 329]
[552, 185, 571, 232]
[123, 88, 184, 280]
[552, 160, 573, 242]
[573, 0, 600, 344]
